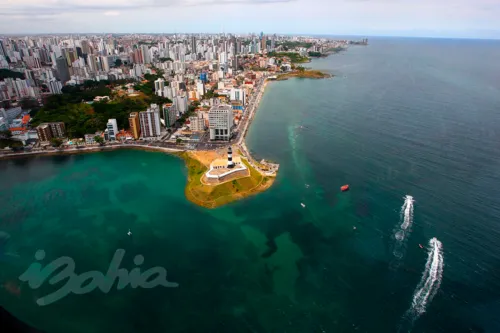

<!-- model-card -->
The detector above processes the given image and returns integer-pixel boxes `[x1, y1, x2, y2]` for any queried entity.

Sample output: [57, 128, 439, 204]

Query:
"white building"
[106, 119, 118, 141]
[208, 105, 233, 141]
[48, 79, 63, 94]
[154, 78, 165, 97]
[139, 104, 161, 139]
[189, 114, 205, 132]
[175, 95, 188, 114]
[230, 88, 246, 105]
[196, 81, 205, 96]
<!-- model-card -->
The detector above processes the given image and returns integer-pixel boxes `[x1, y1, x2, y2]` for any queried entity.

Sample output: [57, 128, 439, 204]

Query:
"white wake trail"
[391, 195, 415, 265]
[399, 238, 444, 332]
[400, 195, 414, 230]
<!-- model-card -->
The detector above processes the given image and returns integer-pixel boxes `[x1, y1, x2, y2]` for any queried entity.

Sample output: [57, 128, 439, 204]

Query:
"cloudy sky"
[0, 0, 499, 38]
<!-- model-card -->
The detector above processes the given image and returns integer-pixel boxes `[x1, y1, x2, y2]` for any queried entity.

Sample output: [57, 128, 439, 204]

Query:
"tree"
[94, 136, 104, 146]
[20, 97, 39, 110]
[176, 138, 182, 144]
[51, 138, 63, 147]
[114, 59, 123, 67]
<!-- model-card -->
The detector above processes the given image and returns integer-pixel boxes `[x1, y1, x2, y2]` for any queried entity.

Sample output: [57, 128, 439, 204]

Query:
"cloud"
[104, 10, 120, 16]
[0, 0, 291, 18]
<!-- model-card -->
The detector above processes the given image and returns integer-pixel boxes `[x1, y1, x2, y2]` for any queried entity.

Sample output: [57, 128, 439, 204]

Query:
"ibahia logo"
[19, 249, 179, 306]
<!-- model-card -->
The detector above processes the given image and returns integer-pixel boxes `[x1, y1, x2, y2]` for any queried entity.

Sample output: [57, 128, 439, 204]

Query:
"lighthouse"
[227, 146, 235, 168]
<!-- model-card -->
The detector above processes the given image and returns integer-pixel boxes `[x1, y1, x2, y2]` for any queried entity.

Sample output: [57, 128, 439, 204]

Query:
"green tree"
[176, 138, 182, 144]
[94, 136, 104, 145]
[51, 138, 63, 147]
[114, 59, 123, 67]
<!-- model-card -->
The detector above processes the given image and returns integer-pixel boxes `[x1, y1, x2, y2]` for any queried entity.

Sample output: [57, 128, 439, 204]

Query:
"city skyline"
[0, 0, 499, 39]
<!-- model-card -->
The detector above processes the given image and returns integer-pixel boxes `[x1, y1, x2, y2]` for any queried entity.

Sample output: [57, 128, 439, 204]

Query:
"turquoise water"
[1, 37, 500, 332]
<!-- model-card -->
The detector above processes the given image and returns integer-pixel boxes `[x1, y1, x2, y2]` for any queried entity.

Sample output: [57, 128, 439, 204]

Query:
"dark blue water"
[247, 37, 500, 332]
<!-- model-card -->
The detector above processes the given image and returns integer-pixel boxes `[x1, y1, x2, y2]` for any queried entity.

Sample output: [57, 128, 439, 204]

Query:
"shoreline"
[0, 144, 183, 160]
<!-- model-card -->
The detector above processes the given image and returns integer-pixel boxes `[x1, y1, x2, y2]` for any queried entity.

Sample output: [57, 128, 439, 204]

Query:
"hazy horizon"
[0, 0, 499, 39]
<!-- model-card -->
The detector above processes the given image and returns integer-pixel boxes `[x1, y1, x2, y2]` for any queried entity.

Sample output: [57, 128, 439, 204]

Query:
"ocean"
[1, 37, 500, 332]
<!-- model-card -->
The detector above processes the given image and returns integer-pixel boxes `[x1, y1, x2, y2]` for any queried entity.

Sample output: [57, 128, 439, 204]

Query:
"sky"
[0, 0, 499, 39]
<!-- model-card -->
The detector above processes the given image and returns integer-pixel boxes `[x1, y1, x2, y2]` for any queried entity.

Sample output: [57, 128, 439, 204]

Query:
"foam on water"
[390, 195, 415, 269]
[399, 238, 444, 332]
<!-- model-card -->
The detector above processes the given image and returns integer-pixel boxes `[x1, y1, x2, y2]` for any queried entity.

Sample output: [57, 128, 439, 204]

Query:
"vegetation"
[277, 70, 331, 81]
[180, 153, 275, 208]
[94, 136, 104, 145]
[278, 41, 313, 50]
[0, 139, 23, 149]
[50, 138, 63, 147]
[114, 59, 123, 67]
[308, 51, 323, 57]
[32, 73, 171, 139]
[20, 97, 39, 110]
[267, 51, 309, 63]
[0, 69, 24, 80]
[328, 47, 345, 53]
[159, 57, 173, 62]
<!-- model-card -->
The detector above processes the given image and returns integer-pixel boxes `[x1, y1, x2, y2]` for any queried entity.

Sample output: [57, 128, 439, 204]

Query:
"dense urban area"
[0, 33, 366, 155]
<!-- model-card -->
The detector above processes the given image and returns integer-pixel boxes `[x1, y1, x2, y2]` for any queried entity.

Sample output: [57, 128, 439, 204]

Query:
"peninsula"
[0, 33, 352, 208]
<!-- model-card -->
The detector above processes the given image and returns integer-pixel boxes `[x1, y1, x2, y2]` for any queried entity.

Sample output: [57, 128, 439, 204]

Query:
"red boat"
[341, 185, 350, 192]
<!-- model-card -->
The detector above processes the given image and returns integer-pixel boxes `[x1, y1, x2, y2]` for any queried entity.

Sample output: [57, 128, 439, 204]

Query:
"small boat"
[301, 203, 306, 208]
[127, 229, 132, 236]
[341, 185, 350, 192]
[419, 244, 424, 249]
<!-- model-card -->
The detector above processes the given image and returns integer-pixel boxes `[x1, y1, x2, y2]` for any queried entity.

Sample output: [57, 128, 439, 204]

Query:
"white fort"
[205, 146, 248, 180]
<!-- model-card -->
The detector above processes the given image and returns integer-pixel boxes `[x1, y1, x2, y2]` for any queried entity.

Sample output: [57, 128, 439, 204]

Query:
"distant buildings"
[129, 112, 141, 139]
[208, 105, 233, 141]
[106, 119, 118, 141]
[36, 122, 66, 142]
[139, 104, 161, 139]
[55, 56, 70, 83]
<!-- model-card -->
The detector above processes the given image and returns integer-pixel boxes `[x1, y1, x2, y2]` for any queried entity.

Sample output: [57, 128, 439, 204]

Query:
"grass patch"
[178, 152, 274, 208]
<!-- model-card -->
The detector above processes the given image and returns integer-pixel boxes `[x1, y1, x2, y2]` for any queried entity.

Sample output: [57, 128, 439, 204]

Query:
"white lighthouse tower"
[227, 146, 235, 168]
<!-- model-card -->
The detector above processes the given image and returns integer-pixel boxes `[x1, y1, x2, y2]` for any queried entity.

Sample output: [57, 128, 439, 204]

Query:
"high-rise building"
[106, 119, 118, 141]
[208, 105, 233, 141]
[189, 114, 205, 131]
[36, 124, 52, 142]
[139, 104, 161, 138]
[261, 36, 267, 53]
[36, 122, 66, 142]
[55, 56, 70, 83]
[141, 45, 151, 64]
[163, 104, 177, 128]
[191, 36, 196, 54]
[48, 79, 62, 94]
[0, 40, 7, 58]
[154, 78, 165, 96]
[230, 88, 245, 105]
[129, 112, 141, 139]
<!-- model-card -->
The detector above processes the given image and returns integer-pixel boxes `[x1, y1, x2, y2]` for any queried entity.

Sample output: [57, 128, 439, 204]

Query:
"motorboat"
[341, 185, 350, 192]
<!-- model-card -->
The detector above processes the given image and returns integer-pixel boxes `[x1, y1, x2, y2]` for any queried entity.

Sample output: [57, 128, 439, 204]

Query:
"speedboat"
[301, 203, 306, 208]
[341, 185, 350, 192]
